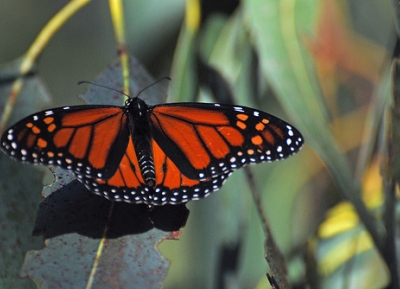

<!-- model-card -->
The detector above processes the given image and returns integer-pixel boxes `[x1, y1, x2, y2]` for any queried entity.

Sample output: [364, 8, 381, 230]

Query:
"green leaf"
[242, 0, 359, 197]
[315, 224, 389, 288]
[241, 1, 388, 253]
[168, 23, 198, 103]
[0, 57, 52, 289]
[20, 232, 173, 289]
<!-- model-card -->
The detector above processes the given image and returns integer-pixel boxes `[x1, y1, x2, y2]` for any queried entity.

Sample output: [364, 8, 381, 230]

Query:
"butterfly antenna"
[77, 81, 131, 98]
[78, 77, 171, 98]
[135, 76, 171, 98]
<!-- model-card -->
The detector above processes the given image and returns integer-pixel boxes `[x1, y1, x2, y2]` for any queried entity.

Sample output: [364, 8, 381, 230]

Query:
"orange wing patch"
[60, 107, 122, 126]
[81, 137, 231, 205]
[151, 107, 245, 173]
[153, 113, 211, 170]
[97, 137, 144, 188]
[154, 105, 230, 125]
[152, 139, 200, 189]
[1, 106, 129, 181]
[49, 108, 126, 169]
[83, 137, 147, 203]
[150, 139, 231, 204]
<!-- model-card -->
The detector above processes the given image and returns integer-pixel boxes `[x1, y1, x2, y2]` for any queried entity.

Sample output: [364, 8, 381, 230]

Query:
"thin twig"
[244, 167, 290, 289]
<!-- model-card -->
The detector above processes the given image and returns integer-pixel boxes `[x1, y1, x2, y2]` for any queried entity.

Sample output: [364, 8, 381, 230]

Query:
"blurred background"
[0, 0, 184, 106]
[0, 0, 396, 288]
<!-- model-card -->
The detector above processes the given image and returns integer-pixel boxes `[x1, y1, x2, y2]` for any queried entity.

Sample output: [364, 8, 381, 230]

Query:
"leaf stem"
[86, 201, 115, 289]
[0, 0, 91, 133]
[109, 0, 130, 100]
[245, 167, 290, 289]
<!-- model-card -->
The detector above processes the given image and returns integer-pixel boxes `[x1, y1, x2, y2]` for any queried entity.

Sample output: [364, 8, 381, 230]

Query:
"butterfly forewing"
[1, 105, 129, 180]
[150, 102, 303, 180]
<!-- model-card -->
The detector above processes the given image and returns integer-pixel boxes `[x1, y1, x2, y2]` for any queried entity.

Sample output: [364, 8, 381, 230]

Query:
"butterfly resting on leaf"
[1, 93, 303, 206]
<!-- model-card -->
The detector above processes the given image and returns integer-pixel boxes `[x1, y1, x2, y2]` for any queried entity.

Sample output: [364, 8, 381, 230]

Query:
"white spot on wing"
[234, 106, 244, 112]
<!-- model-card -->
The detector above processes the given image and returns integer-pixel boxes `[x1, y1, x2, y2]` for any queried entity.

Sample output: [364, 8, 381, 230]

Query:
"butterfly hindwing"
[80, 137, 232, 205]
[149, 102, 303, 180]
[1, 105, 129, 179]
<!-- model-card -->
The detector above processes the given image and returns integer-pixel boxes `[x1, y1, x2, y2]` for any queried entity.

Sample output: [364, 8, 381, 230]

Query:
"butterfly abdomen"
[127, 98, 156, 187]
[136, 147, 156, 187]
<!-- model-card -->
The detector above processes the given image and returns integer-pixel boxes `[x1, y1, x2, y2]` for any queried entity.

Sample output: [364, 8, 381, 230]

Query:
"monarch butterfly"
[1, 96, 303, 206]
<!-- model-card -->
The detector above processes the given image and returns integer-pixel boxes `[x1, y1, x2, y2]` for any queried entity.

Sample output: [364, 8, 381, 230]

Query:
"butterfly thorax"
[126, 98, 156, 187]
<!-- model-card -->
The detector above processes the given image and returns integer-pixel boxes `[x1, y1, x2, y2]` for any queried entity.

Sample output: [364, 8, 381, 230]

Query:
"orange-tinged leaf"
[306, 0, 387, 100]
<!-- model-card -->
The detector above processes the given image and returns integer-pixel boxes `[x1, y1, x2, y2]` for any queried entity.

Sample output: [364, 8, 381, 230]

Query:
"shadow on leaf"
[33, 180, 189, 239]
